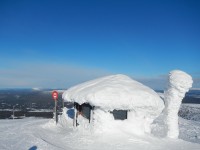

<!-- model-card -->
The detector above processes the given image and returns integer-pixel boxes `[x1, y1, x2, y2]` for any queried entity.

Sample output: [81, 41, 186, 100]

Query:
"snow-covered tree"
[165, 70, 193, 138]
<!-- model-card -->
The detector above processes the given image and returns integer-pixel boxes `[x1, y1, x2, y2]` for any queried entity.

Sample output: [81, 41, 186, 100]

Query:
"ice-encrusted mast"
[165, 70, 193, 139]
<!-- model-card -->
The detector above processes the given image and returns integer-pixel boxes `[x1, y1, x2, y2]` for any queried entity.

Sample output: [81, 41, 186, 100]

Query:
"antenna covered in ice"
[165, 70, 193, 139]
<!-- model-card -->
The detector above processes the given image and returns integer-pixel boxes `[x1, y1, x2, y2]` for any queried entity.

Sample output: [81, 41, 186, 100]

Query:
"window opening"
[111, 110, 128, 120]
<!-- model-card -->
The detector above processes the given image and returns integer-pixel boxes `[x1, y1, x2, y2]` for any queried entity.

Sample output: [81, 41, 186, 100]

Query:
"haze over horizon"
[0, 0, 199, 89]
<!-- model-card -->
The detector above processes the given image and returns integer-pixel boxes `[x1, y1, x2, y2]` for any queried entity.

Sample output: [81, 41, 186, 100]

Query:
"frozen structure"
[164, 70, 193, 139]
[62, 74, 164, 135]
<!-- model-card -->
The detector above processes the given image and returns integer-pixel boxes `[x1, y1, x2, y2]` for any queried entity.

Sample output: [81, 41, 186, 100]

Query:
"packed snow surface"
[63, 74, 164, 112]
[164, 70, 193, 138]
[1, 114, 200, 150]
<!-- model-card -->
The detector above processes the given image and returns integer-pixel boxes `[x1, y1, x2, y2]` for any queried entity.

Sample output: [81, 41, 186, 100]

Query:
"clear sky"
[0, 0, 199, 89]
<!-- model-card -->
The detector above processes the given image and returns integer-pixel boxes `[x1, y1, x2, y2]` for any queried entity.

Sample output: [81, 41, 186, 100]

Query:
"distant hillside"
[156, 90, 200, 104]
[0, 89, 200, 110]
[0, 89, 64, 109]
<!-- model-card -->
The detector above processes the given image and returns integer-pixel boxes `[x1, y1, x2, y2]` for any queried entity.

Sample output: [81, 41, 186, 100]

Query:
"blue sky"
[0, 0, 199, 89]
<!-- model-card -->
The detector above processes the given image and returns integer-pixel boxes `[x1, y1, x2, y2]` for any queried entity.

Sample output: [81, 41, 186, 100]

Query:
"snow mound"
[63, 74, 164, 112]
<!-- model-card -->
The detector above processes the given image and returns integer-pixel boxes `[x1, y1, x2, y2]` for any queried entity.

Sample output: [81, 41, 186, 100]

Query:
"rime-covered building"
[62, 74, 164, 135]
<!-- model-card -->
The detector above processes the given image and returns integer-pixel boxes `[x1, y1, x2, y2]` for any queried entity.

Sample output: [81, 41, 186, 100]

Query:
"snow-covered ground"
[179, 104, 200, 121]
[1, 109, 200, 150]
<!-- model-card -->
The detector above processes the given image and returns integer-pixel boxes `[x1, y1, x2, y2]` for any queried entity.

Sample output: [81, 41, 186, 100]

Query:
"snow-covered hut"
[62, 74, 164, 135]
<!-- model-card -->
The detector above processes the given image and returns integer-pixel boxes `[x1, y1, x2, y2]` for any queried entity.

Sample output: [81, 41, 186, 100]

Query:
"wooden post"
[89, 109, 92, 123]
[55, 100, 58, 124]
[89, 106, 94, 124]
[62, 98, 64, 108]
[73, 103, 77, 127]
[52, 91, 59, 124]
[12, 106, 15, 120]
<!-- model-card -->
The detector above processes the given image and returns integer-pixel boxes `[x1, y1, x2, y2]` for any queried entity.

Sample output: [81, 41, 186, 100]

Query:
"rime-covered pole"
[165, 70, 193, 138]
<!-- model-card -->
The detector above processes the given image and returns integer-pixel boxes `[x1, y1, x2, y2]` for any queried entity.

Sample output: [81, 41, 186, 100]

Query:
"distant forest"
[0, 89, 64, 109]
[0, 89, 200, 109]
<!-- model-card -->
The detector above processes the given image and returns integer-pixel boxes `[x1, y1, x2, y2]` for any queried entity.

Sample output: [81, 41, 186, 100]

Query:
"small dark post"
[52, 91, 59, 124]
[62, 98, 64, 108]
[73, 103, 78, 127]
[55, 100, 58, 123]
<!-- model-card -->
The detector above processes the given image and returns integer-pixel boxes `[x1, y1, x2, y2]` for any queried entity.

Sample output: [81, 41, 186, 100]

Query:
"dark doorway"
[74, 102, 93, 123]
[81, 103, 92, 120]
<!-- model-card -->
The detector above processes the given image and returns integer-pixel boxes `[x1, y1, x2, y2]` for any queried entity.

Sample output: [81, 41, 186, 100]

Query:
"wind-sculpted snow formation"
[164, 70, 193, 139]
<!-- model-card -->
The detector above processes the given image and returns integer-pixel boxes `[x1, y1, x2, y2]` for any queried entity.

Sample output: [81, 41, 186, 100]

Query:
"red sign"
[52, 91, 58, 101]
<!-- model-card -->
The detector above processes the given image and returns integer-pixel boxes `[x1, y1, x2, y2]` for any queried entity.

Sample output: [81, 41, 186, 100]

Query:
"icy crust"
[62, 74, 164, 113]
[164, 70, 193, 138]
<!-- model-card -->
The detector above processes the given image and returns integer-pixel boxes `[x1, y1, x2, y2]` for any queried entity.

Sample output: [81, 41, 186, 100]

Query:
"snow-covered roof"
[62, 74, 164, 112]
